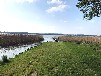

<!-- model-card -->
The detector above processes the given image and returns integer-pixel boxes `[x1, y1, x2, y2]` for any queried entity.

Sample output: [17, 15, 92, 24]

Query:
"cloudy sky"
[0, 0, 101, 35]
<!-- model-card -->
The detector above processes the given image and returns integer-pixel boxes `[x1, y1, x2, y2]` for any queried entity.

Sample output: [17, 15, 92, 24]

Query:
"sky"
[0, 0, 101, 35]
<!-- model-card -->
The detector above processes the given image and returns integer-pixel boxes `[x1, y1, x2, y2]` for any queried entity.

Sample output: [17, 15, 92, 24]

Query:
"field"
[0, 42, 101, 76]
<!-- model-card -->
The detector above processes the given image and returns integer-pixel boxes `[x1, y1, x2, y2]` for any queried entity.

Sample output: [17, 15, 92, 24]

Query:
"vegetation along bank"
[0, 42, 101, 76]
[0, 34, 44, 47]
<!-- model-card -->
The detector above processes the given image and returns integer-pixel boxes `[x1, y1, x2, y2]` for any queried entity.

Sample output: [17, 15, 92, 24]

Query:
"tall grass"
[58, 36, 101, 44]
[0, 35, 44, 47]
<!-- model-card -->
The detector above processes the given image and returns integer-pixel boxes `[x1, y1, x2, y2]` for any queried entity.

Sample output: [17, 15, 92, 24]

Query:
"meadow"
[0, 42, 101, 76]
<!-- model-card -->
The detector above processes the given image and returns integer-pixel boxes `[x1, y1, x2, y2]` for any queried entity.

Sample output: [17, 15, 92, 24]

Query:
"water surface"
[0, 35, 63, 61]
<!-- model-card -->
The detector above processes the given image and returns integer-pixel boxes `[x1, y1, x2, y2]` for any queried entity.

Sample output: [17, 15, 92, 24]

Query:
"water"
[0, 35, 63, 61]
[0, 44, 36, 60]
[43, 35, 63, 42]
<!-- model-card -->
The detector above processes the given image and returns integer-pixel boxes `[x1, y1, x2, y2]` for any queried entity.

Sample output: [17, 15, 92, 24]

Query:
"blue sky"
[0, 0, 101, 35]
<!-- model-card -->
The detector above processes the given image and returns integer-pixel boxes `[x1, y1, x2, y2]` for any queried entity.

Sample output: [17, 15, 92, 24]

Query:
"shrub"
[2, 55, 9, 63]
[75, 41, 82, 44]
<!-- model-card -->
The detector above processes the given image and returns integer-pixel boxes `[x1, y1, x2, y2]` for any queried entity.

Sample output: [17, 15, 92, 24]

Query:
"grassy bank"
[0, 42, 101, 76]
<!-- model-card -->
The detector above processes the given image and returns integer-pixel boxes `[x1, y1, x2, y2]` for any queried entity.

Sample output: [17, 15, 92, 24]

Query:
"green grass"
[0, 42, 101, 76]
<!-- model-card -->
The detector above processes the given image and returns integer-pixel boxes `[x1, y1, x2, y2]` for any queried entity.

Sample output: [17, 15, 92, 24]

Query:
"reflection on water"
[0, 44, 35, 60]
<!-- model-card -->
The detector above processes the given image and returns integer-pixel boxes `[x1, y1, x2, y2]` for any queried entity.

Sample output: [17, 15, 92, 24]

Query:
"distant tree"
[76, 0, 101, 20]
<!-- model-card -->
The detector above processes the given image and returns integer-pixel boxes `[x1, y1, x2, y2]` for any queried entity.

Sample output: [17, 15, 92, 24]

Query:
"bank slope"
[0, 42, 101, 76]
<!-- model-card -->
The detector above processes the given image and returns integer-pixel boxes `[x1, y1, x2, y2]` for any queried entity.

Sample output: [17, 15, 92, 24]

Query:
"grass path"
[0, 42, 101, 76]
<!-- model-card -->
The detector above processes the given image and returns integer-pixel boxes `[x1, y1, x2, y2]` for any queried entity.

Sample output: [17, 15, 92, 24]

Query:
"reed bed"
[0, 34, 44, 47]
[58, 36, 101, 44]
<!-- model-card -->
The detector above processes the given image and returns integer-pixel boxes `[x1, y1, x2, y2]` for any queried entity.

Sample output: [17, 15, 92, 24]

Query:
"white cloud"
[64, 20, 68, 23]
[16, 0, 37, 3]
[0, 0, 14, 6]
[46, 4, 67, 13]
[46, 0, 69, 13]
[0, 0, 37, 4]
[47, 0, 62, 4]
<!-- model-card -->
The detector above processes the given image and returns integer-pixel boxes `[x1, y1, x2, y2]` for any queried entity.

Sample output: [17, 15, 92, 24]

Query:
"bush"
[75, 41, 82, 44]
[2, 55, 9, 63]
